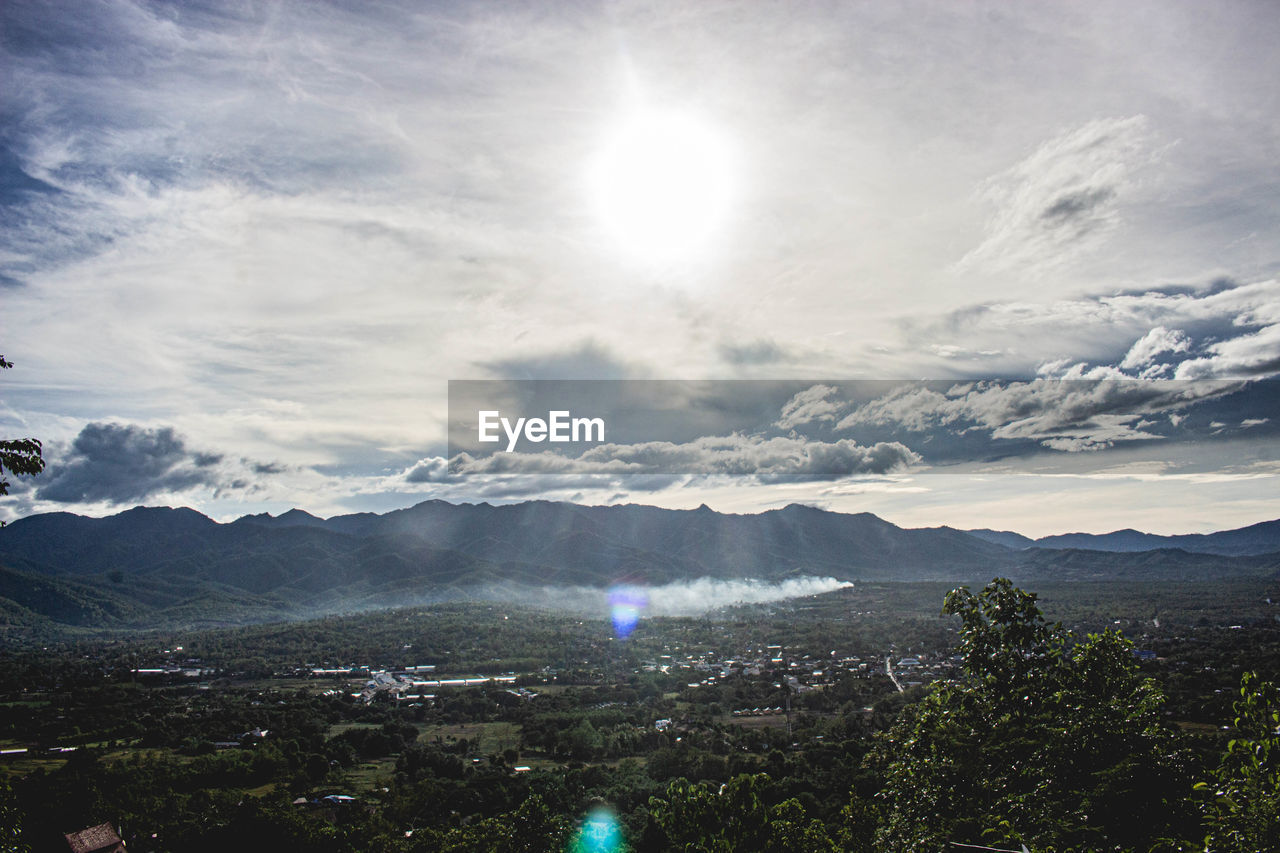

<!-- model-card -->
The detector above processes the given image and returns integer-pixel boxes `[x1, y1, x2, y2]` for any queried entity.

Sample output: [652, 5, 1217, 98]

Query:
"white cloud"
[775, 384, 846, 429]
[898, 278, 1280, 382]
[838, 378, 1238, 451]
[1120, 326, 1191, 370]
[957, 116, 1157, 276]
[1175, 323, 1280, 379]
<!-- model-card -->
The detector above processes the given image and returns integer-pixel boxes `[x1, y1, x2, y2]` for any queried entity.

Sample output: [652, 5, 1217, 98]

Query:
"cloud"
[37, 422, 214, 503]
[775, 384, 846, 429]
[1119, 326, 1191, 371]
[837, 379, 1237, 452]
[403, 456, 449, 484]
[466, 472, 681, 498]
[957, 115, 1155, 275]
[1175, 323, 1280, 380]
[719, 338, 789, 366]
[1039, 186, 1116, 225]
[1, 1, 1277, 529]
[929, 344, 1005, 360]
[903, 277, 1280, 382]
[479, 340, 638, 380]
[35, 421, 279, 504]
[450, 431, 919, 484]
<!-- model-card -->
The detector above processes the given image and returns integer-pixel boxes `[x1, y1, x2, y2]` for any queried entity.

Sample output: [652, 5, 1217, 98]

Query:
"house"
[322, 794, 356, 806]
[64, 822, 126, 853]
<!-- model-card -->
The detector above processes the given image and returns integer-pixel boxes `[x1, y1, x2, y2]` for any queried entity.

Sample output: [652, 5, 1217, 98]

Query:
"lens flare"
[570, 804, 624, 853]
[608, 585, 648, 639]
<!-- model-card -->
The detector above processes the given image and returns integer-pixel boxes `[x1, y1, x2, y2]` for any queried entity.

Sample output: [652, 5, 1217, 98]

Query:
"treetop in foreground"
[873, 577, 1194, 853]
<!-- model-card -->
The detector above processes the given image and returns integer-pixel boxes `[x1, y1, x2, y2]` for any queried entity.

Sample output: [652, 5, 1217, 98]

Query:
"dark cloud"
[719, 339, 788, 366]
[37, 423, 211, 503]
[451, 433, 919, 483]
[403, 457, 449, 483]
[35, 422, 275, 504]
[1041, 187, 1116, 226]
[480, 340, 636, 380]
[957, 116, 1151, 274]
[1109, 278, 1240, 300]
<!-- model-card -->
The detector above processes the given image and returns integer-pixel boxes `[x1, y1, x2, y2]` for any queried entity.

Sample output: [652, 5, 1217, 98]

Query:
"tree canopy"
[1196, 671, 1280, 853]
[872, 577, 1194, 852]
[0, 355, 44, 519]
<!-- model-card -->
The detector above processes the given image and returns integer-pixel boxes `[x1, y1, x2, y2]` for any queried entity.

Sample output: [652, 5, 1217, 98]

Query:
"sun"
[590, 109, 732, 261]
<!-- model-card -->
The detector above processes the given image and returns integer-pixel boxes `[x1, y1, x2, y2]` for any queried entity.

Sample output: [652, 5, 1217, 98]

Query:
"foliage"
[872, 578, 1194, 852]
[0, 356, 44, 523]
[1195, 671, 1280, 853]
[641, 773, 837, 852]
[0, 774, 29, 853]
[411, 794, 571, 852]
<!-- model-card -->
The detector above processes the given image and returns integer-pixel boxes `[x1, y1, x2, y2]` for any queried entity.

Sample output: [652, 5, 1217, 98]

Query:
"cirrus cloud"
[957, 115, 1157, 276]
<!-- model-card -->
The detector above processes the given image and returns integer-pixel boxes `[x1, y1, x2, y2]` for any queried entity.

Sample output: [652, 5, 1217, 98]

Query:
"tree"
[871, 578, 1194, 852]
[0, 775, 30, 853]
[412, 795, 569, 853]
[0, 355, 44, 524]
[641, 773, 837, 852]
[1196, 671, 1280, 853]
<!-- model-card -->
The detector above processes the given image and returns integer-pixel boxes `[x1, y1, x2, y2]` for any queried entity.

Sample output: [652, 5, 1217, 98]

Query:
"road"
[885, 656, 904, 693]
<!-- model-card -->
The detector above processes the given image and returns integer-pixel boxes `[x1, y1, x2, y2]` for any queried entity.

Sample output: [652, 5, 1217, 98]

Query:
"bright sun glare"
[590, 110, 732, 261]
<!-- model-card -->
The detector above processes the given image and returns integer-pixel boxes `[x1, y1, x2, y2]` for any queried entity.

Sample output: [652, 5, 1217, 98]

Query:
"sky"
[1, 0, 1278, 536]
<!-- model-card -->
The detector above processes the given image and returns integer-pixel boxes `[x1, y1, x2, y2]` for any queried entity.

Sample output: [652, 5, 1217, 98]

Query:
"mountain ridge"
[2, 500, 1277, 630]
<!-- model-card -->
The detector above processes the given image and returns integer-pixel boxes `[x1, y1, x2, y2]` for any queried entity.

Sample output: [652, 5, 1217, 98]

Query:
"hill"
[1, 500, 1276, 630]
[1033, 518, 1280, 556]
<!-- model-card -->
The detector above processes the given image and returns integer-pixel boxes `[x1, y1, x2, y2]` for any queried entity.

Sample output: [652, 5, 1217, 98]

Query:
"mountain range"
[1, 500, 1278, 630]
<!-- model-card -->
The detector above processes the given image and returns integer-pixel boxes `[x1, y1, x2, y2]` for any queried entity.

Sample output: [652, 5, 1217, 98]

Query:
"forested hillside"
[2, 502, 1277, 630]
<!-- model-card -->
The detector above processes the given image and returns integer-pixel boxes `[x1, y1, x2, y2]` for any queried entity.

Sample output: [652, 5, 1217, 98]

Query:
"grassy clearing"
[344, 757, 397, 790]
[416, 721, 520, 754]
[0, 755, 67, 777]
[718, 714, 790, 730]
[243, 781, 278, 797]
[326, 721, 383, 738]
